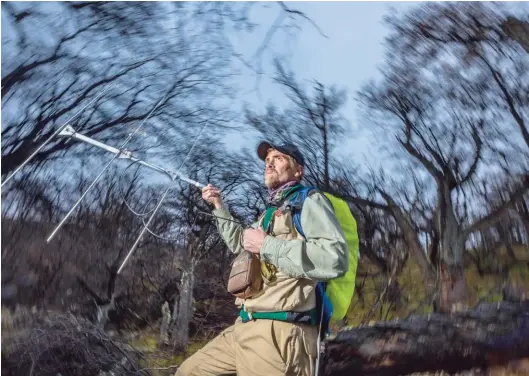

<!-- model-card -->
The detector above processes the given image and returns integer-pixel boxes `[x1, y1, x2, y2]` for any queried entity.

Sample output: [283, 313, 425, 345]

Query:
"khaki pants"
[175, 318, 318, 376]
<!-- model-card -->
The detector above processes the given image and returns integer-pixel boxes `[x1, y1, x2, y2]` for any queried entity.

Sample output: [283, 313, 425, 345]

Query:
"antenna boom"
[58, 125, 205, 189]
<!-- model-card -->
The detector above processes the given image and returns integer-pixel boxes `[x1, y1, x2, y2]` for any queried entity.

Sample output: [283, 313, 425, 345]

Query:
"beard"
[264, 171, 279, 189]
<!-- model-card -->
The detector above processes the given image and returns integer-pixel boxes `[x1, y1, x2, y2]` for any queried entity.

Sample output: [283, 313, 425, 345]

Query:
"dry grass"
[344, 245, 529, 328]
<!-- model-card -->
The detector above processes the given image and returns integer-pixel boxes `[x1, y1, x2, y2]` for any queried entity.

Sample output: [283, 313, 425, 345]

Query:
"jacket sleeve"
[212, 207, 258, 255]
[260, 192, 349, 281]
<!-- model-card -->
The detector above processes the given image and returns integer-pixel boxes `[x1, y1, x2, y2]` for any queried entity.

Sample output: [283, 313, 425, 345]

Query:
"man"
[176, 141, 348, 376]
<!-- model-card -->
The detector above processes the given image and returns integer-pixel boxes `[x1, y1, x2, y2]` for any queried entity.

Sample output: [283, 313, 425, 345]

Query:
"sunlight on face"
[263, 149, 303, 189]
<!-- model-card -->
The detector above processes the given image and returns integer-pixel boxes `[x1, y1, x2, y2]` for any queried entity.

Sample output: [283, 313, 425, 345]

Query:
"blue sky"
[223, 1, 419, 167]
[1, 1, 419, 188]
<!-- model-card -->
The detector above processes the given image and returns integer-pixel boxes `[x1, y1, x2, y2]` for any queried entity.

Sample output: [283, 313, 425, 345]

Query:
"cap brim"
[257, 141, 275, 161]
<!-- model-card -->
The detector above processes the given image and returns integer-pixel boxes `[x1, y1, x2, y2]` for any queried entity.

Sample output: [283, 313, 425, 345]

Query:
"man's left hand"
[243, 228, 268, 254]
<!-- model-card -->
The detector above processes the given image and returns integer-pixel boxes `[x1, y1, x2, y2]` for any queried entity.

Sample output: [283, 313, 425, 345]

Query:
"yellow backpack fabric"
[291, 187, 360, 321]
[322, 192, 359, 320]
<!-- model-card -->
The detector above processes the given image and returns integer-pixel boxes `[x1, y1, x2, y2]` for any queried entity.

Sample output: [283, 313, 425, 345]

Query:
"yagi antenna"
[2, 81, 208, 275]
[49, 125, 206, 274]
[56, 125, 204, 188]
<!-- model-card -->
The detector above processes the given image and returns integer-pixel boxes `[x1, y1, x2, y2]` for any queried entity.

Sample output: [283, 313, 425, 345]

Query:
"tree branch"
[463, 175, 529, 237]
[76, 276, 105, 306]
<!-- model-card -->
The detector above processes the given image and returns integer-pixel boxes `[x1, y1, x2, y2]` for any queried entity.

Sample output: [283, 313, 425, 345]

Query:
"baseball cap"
[257, 140, 305, 167]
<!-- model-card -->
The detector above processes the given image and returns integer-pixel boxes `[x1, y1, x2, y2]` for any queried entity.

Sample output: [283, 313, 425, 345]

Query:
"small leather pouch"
[227, 250, 262, 299]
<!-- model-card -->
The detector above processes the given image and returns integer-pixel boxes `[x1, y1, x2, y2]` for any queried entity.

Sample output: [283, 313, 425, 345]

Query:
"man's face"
[264, 149, 302, 189]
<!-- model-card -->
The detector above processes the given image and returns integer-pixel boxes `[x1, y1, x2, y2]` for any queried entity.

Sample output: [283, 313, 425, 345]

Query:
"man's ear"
[295, 166, 304, 179]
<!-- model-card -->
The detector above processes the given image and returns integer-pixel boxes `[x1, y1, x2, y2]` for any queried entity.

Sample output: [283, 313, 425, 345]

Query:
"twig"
[277, 1, 329, 39]
[138, 364, 179, 372]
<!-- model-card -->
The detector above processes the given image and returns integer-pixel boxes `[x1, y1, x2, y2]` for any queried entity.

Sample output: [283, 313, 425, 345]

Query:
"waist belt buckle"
[241, 311, 253, 323]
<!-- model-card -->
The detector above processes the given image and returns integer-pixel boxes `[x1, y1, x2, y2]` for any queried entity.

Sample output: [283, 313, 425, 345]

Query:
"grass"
[343, 245, 529, 329]
[344, 258, 431, 327]
[129, 331, 210, 375]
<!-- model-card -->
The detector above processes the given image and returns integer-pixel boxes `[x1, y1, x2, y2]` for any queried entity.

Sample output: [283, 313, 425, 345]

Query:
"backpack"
[289, 186, 360, 331]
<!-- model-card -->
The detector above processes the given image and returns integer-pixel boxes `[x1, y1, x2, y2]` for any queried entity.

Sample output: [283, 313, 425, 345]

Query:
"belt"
[239, 307, 318, 325]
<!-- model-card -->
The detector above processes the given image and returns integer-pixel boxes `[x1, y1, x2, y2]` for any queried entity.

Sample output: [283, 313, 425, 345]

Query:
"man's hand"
[202, 184, 224, 209]
[243, 228, 268, 255]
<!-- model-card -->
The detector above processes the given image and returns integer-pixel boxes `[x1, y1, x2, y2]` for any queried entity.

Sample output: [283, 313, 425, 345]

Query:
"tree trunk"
[518, 198, 529, 244]
[501, 16, 529, 54]
[436, 182, 469, 312]
[319, 300, 529, 376]
[96, 297, 115, 330]
[381, 192, 435, 290]
[322, 122, 330, 191]
[171, 261, 196, 351]
[160, 301, 171, 346]
[437, 234, 470, 313]
[438, 262, 468, 313]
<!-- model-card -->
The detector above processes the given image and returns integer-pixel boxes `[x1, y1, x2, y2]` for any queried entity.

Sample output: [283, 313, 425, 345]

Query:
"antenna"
[56, 125, 204, 188]
[43, 86, 175, 242]
[4, 82, 209, 275]
[51, 126, 206, 274]
[1, 82, 117, 187]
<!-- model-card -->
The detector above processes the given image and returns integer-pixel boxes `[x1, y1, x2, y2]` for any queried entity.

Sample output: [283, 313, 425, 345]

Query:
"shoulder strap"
[289, 186, 318, 239]
[289, 186, 333, 338]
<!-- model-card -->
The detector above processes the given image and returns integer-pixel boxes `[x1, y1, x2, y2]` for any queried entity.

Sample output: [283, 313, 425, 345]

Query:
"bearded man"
[175, 141, 348, 376]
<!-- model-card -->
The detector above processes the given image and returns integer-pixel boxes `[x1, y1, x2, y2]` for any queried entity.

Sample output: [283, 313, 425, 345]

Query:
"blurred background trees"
[2, 1, 528, 375]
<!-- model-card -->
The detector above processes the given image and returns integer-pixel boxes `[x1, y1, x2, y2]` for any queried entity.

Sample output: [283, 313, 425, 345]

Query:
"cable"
[196, 210, 247, 227]
[117, 159, 160, 217]
[117, 120, 210, 273]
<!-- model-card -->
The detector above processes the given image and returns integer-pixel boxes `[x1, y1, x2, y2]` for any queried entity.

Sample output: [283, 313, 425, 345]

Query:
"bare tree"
[245, 60, 349, 191]
[384, 2, 529, 156]
[1, 0, 327, 337]
[157, 140, 258, 350]
[1, 1, 327, 181]
[1, 2, 239, 177]
[1, 172, 72, 308]
[357, 2, 529, 311]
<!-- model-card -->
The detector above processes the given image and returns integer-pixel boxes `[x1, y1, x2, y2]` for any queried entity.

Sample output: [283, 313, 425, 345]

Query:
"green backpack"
[291, 186, 360, 322]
